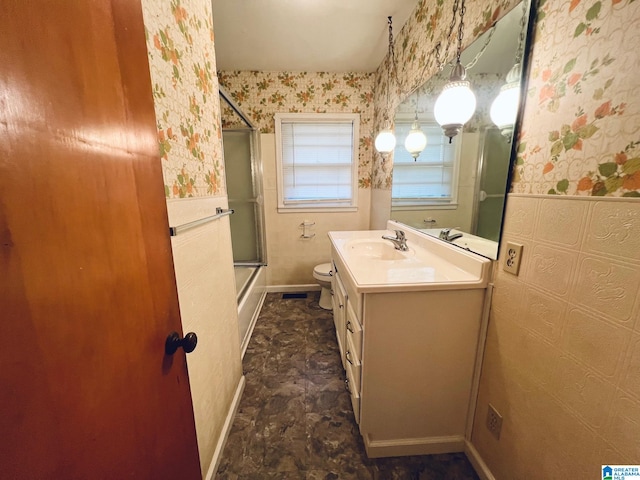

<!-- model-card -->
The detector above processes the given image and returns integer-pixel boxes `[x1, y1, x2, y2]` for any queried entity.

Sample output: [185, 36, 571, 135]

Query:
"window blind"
[392, 123, 456, 203]
[280, 121, 354, 205]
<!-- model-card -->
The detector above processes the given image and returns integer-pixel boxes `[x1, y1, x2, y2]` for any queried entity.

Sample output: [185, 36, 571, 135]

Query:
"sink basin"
[344, 238, 413, 261]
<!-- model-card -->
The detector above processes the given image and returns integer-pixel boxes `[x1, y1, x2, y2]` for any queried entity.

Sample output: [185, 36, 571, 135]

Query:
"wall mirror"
[390, 1, 533, 259]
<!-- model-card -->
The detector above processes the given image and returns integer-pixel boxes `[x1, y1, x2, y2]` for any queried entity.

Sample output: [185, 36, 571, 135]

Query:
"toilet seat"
[313, 262, 332, 280]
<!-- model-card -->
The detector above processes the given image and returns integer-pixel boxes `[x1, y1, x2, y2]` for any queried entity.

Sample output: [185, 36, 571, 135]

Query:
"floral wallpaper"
[218, 71, 375, 188]
[141, 0, 225, 198]
[372, 0, 521, 189]
[514, 0, 640, 196]
[377, 0, 640, 197]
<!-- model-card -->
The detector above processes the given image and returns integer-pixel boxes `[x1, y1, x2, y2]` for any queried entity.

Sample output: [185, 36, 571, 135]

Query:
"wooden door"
[0, 1, 202, 478]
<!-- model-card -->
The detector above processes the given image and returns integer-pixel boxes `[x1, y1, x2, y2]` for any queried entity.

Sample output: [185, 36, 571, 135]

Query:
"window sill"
[391, 203, 459, 211]
[277, 206, 358, 214]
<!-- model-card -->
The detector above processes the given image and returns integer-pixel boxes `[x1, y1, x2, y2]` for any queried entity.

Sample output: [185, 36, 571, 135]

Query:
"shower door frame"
[220, 86, 267, 268]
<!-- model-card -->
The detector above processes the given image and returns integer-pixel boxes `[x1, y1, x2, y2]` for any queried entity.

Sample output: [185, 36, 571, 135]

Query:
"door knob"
[165, 331, 198, 355]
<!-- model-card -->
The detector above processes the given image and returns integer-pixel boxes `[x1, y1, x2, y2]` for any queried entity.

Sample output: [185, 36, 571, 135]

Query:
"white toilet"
[313, 263, 333, 310]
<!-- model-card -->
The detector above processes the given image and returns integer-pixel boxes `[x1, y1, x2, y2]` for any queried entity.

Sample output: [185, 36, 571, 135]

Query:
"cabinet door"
[345, 302, 363, 360]
[345, 359, 361, 424]
[345, 333, 362, 394]
[332, 271, 347, 367]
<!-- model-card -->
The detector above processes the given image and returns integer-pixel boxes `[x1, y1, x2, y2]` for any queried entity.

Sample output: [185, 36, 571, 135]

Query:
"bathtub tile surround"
[473, 195, 640, 478]
[216, 293, 480, 479]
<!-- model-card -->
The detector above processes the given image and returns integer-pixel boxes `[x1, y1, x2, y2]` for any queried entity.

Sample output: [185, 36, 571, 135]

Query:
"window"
[392, 122, 460, 208]
[275, 113, 359, 211]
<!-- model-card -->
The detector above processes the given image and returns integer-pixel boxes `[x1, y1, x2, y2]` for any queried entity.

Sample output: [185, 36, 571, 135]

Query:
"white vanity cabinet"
[328, 224, 491, 459]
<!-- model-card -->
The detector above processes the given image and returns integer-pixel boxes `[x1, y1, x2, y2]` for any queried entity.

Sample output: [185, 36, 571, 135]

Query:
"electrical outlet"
[503, 241, 523, 275]
[486, 403, 503, 440]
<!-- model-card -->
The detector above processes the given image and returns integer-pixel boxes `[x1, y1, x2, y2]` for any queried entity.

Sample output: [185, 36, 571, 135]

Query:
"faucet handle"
[394, 229, 405, 239]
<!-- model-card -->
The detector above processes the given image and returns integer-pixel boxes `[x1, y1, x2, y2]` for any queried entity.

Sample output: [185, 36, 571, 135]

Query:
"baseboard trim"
[266, 284, 320, 293]
[205, 375, 246, 480]
[464, 440, 496, 480]
[364, 434, 465, 458]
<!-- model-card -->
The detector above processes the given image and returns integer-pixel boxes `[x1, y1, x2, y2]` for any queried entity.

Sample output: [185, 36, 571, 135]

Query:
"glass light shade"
[434, 81, 477, 139]
[490, 62, 522, 137]
[374, 128, 396, 153]
[404, 121, 427, 159]
[490, 84, 519, 129]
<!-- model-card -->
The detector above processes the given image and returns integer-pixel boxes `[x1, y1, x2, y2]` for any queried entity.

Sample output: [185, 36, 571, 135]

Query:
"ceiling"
[211, 0, 418, 73]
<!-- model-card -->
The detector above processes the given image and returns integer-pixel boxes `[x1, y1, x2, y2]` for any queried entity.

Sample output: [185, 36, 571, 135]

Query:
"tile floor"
[216, 292, 480, 479]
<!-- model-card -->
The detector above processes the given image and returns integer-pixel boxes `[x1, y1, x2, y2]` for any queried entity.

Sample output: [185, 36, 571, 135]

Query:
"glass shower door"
[222, 129, 265, 265]
[474, 127, 511, 242]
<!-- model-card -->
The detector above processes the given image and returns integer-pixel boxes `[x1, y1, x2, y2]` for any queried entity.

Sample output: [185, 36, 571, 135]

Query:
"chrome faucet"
[439, 228, 463, 242]
[382, 229, 408, 251]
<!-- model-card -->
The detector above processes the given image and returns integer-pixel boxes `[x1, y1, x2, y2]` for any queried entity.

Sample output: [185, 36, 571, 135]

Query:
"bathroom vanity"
[329, 221, 491, 458]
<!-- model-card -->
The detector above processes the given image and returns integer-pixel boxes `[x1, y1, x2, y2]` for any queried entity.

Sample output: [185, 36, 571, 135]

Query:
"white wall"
[261, 133, 371, 286]
[166, 198, 243, 477]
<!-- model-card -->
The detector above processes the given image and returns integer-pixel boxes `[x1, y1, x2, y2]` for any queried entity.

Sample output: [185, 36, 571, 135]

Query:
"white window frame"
[275, 113, 359, 213]
[391, 119, 461, 210]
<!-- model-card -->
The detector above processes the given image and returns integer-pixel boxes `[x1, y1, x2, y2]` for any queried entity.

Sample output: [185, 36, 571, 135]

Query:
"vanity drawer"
[345, 362, 361, 424]
[332, 274, 346, 329]
[345, 302, 363, 358]
[332, 251, 362, 320]
[345, 333, 362, 393]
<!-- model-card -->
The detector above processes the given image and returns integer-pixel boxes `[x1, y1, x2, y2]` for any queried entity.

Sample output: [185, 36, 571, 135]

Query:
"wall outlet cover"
[486, 403, 503, 440]
[503, 242, 523, 275]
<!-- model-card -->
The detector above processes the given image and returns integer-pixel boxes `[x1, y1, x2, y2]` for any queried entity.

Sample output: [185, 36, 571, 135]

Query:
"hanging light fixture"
[374, 17, 397, 155]
[490, 63, 521, 138]
[374, 126, 396, 153]
[405, 114, 428, 160]
[404, 90, 427, 160]
[490, 1, 528, 139]
[433, 0, 476, 142]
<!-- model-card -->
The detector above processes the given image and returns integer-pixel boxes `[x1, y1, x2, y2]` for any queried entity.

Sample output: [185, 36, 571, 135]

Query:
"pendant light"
[433, 0, 476, 142]
[374, 17, 397, 155]
[490, 1, 528, 139]
[404, 90, 427, 160]
[490, 62, 521, 138]
[374, 127, 396, 153]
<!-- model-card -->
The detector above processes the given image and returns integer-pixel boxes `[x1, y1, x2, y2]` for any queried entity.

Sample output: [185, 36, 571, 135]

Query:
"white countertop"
[328, 225, 492, 293]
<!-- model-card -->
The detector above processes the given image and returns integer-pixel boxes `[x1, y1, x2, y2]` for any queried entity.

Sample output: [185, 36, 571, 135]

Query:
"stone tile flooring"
[216, 292, 480, 479]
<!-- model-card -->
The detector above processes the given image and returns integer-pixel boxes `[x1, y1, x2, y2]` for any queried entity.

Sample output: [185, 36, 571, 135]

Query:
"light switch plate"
[503, 242, 523, 275]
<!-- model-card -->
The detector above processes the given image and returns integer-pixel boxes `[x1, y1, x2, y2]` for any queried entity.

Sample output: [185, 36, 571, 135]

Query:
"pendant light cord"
[456, 0, 466, 64]
[381, 16, 398, 126]
[434, 0, 460, 71]
[515, 0, 528, 63]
